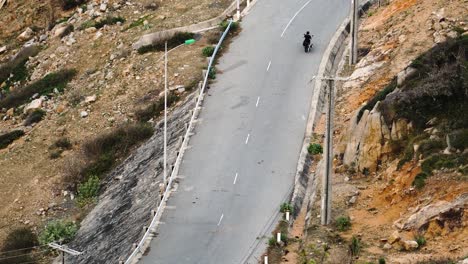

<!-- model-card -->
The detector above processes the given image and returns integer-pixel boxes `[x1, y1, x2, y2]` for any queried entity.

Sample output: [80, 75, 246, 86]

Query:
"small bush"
[349, 236, 361, 256]
[202, 46, 215, 57]
[415, 235, 426, 248]
[0, 130, 25, 149]
[24, 109, 46, 126]
[50, 150, 63, 159]
[418, 138, 445, 157]
[61, 0, 88, 10]
[449, 129, 468, 150]
[412, 172, 428, 189]
[95, 16, 125, 29]
[0, 227, 38, 264]
[39, 220, 78, 245]
[378, 258, 386, 264]
[280, 203, 293, 214]
[0, 69, 77, 109]
[135, 93, 179, 122]
[421, 154, 463, 174]
[336, 216, 351, 231]
[137, 32, 195, 54]
[208, 67, 216, 79]
[77, 175, 100, 207]
[1, 60, 29, 93]
[307, 143, 323, 155]
[220, 20, 239, 32]
[268, 237, 277, 246]
[127, 15, 150, 30]
[53, 138, 72, 150]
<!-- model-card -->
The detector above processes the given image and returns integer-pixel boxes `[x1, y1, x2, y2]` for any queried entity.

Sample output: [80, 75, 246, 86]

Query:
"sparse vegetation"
[220, 20, 239, 32]
[418, 138, 445, 158]
[80, 16, 125, 30]
[127, 15, 151, 30]
[415, 235, 426, 248]
[421, 153, 467, 175]
[64, 123, 154, 188]
[308, 143, 323, 155]
[412, 172, 428, 189]
[0, 130, 25, 149]
[349, 236, 361, 256]
[137, 32, 195, 54]
[449, 129, 468, 150]
[49, 137, 72, 159]
[208, 67, 216, 79]
[135, 92, 180, 122]
[38, 220, 78, 245]
[202, 46, 215, 57]
[280, 202, 293, 214]
[77, 175, 100, 207]
[24, 109, 46, 126]
[60, 0, 88, 10]
[0, 69, 77, 109]
[0, 227, 38, 264]
[335, 216, 351, 231]
[0, 60, 29, 94]
[378, 258, 386, 264]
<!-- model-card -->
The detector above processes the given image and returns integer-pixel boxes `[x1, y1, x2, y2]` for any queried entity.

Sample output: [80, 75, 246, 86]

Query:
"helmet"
[306, 31, 310, 34]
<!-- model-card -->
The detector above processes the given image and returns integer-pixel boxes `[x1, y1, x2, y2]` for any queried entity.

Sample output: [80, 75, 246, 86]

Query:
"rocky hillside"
[282, 0, 467, 263]
[0, 0, 234, 262]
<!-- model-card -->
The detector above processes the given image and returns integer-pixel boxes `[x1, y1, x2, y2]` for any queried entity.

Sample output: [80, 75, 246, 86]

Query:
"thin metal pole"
[236, 0, 240, 19]
[164, 42, 168, 186]
[350, 0, 358, 65]
[62, 251, 65, 264]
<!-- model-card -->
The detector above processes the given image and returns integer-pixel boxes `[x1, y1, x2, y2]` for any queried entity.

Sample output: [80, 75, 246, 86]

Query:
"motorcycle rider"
[303, 31, 313, 51]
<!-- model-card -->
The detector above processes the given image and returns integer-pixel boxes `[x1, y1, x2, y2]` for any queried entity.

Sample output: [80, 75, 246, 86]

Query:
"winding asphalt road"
[140, 0, 349, 263]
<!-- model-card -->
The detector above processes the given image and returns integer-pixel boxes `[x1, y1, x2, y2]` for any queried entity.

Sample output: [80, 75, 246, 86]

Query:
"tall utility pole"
[350, 0, 359, 65]
[236, 0, 240, 19]
[321, 79, 334, 225]
[164, 42, 168, 186]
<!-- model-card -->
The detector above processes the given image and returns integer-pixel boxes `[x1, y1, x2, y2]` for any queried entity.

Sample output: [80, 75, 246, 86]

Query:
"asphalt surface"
[140, 0, 349, 263]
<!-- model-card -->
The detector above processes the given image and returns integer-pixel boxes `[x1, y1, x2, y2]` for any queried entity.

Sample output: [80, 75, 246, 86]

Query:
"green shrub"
[378, 258, 386, 264]
[412, 172, 428, 189]
[280, 203, 293, 214]
[1, 60, 29, 93]
[78, 20, 96, 30]
[208, 67, 216, 79]
[0, 130, 25, 149]
[307, 143, 323, 155]
[220, 20, 239, 32]
[268, 237, 277, 246]
[24, 109, 46, 126]
[137, 32, 195, 54]
[127, 15, 150, 30]
[95, 16, 125, 29]
[336, 216, 351, 231]
[449, 129, 468, 150]
[135, 92, 179, 122]
[53, 137, 72, 150]
[202, 46, 215, 57]
[415, 235, 426, 248]
[77, 175, 100, 207]
[0, 69, 77, 109]
[421, 154, 460, 174]
[349, 236, 361, 256]
[39, 220, 78, 245]
[418, 138, 445, 157]
[0, 227, 38, 264]
[60, 0, 88, 10]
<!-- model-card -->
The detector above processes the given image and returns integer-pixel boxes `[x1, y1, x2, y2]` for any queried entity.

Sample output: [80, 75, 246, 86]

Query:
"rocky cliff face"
[64, 94, 195, 263]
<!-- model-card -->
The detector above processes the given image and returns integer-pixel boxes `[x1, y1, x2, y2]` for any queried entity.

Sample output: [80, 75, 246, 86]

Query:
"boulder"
[383, 243, 392, 250]
[0, 46, 6, 54]
[85, 95, 97, 103]
[6, 108, 14, 117]
[433, 32, 447, 44]
[390, 119, 410, 140]
[343, 110, 368, 166]
[401, 240, 419, 251]
[17, 27, 34, 41]
[99, 3, 107, 12]
[397, 67, 417, 87]
[23, 99, 42, 114]
[85, 27, 97, 34]
[54, 24, 74, 38]
[388, 230, 401, 244]
[394, 193, 468, 231]
[80, 111, 89, 118]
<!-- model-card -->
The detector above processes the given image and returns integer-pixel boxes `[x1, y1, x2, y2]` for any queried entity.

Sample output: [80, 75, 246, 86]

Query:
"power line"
[0, 244, 49, 255]
[0, 249, 48, 261]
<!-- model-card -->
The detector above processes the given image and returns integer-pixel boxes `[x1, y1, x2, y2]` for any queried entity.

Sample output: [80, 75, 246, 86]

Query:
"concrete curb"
[132, 0, 248, 50]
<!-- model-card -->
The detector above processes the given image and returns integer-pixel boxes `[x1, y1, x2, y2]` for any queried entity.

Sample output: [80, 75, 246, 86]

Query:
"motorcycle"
[303, 38, 313, 53]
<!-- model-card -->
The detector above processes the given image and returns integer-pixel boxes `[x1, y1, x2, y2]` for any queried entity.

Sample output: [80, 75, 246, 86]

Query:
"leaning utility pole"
[350, 0, 359, 65]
